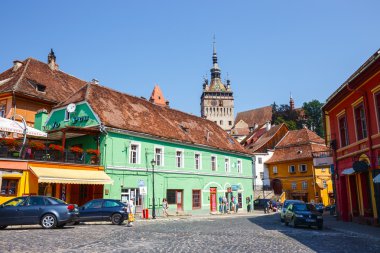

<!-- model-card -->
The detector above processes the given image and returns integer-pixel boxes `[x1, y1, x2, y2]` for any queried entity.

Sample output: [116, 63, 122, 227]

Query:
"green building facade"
[44, 83, 254, 215]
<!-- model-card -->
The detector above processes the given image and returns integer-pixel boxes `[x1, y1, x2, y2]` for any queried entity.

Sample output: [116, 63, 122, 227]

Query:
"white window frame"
[299, 164, 307, 173]
[273, 166, 278, 174]
[194, 153, 201, 170]
[258, 157, 262, 164]
[237, 159, 242, 174]
[64, 110, 70, 122]
[129, 142, 141, 164]
[224, 157, 230, 173]
[154, 146, 164, 166]
[289, 165, 296, 173]
[211, 155, 217, 171]
[291, 182, 297, 190]
[302, 181, 308, 190]
[176, 149, 184, 168]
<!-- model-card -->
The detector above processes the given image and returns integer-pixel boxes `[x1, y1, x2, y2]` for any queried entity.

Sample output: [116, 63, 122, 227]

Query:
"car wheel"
[41, 214, 57, 229]
[111, 213, 123, 225]
[290, 218, 296, 228]
[0, 225, 7, 230]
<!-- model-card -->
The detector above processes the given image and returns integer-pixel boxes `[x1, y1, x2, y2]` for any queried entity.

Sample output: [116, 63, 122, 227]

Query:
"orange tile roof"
[235, 106, 272, 127]
[58, 83, 250, 155]
[266, 128, 329, 164]
[0, 58, 87, 103]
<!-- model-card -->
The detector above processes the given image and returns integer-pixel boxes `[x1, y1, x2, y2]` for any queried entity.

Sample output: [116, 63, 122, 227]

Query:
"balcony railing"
[0, 145, 100, 165]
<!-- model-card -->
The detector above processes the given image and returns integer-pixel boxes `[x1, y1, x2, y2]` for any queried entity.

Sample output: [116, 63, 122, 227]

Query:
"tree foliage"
[271, 99, 324, 136]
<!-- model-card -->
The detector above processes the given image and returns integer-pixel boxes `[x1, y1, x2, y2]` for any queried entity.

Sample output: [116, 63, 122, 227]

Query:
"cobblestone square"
[1, 213, 379, 253]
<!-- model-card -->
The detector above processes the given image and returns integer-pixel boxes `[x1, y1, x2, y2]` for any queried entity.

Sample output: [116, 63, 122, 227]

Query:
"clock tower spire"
[200, 38, 234, 131]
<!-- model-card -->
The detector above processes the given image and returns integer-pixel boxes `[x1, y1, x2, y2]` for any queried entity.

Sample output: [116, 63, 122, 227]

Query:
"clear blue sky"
[1, 1, 380, 116]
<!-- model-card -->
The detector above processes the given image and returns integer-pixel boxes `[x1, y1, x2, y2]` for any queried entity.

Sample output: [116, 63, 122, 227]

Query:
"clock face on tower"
[211, 100, 217, 106]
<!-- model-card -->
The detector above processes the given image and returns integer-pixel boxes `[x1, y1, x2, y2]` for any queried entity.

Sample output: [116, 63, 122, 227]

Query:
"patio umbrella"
[0, 117, 47, 137]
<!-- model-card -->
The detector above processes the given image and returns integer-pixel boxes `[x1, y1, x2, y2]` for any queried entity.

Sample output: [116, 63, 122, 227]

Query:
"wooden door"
[210, 187, 217, 212]
[176, 190, 183, 211]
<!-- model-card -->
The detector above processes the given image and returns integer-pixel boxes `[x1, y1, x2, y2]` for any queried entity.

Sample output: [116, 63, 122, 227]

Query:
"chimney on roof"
[266, 121, 271, 131]
[12, 60, 23, 72]
[47, 49, 59, 71]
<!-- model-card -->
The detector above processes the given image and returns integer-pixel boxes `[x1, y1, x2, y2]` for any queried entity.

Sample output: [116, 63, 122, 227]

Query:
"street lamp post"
[150, 159, 156, 219]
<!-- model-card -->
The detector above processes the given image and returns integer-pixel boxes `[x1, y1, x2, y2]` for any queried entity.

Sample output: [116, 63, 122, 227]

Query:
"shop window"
[299, 164, 307, 173]
[354, 103, 368, 140]
[338, 115, 349, 147]
[155, 147, 163, 166]
[273, 166, 278, 174]
[194, 153, 201, 170]
[167, 190, 177, 204]
[176, 150, 183, 168]
[211, 156, 217, 171]
[192, 190, 201, 209]
[1, 179, 18, 196]
[129, 143, 140, 164]
[289, 165, 296, 174]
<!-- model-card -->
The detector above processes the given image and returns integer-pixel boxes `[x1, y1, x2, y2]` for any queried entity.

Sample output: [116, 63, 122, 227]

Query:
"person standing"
[162, 198, 169, 217]
[234, 196, 239, 213]
[246, 197, 251, 212]
[126, 197, 135, 227]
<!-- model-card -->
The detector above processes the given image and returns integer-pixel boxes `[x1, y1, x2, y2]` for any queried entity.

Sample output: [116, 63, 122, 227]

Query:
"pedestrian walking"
[246, 197, 251, 212]
[162, 198, 169, 217]
[223, 196, 228, 214]
[126, 197, 135, 227]
[234, 196, 239, 213]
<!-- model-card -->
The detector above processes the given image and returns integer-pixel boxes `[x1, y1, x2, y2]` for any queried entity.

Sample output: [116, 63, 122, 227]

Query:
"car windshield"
[3, 197, 26, 207]
[294, 203, 314, 211]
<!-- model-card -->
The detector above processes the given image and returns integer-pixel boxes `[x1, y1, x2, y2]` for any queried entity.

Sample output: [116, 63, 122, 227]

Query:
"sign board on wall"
[139, 186, 147, 195]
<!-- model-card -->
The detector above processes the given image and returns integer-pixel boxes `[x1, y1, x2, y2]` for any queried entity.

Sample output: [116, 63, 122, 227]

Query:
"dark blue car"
[0, 196, 79, 229]
[76, 199, 127, 225]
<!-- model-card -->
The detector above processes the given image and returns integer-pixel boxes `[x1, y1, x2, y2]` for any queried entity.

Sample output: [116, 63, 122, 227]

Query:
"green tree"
[302, 100, 324, 137]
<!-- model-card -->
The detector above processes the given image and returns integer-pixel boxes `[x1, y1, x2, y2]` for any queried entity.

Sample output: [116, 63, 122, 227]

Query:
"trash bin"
[143, 209, 149, 219]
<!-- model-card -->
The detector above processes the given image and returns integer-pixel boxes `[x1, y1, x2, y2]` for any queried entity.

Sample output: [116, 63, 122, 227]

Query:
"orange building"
[0, 50, 111, 205]
[266, 128, 333, 205]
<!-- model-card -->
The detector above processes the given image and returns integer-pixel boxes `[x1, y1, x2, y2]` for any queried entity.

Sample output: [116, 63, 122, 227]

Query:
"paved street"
[1, 213, 379, 253]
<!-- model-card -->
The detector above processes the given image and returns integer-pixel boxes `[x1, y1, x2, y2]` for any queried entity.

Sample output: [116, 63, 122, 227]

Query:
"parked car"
[76, 199, 127, 225]
[284, 203, 323, 229]
[280, 200, 304, 222]
[312, 203, 325, 213]
[253, 198, 270, 210]
[0, 196, 78, 229]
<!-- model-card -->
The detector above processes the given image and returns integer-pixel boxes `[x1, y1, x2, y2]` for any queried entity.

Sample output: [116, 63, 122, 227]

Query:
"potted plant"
[0, 138, 20, 156]
[86, 149, 100, 164]
[49, 144, 64, 152]
[29, 140, 46, 150]
[70, 146, 84, 154]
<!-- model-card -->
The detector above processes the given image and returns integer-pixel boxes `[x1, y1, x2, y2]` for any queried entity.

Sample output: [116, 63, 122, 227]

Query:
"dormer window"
[36, 84, 46, 92]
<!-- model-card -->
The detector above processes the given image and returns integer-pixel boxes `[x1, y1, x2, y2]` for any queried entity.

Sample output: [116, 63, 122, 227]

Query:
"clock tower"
[200, 42, 234, 131]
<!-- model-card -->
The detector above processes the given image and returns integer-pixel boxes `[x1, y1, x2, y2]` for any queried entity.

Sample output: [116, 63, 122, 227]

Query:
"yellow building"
[266, 128, 333, 205]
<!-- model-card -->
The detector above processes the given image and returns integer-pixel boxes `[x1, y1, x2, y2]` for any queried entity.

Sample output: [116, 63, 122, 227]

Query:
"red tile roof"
[0, 58, 87, 103]
[243, 123, 288, 153]
[235, 106, 272, 127]
[266, 128, 329, 164]
[58, 83, 250, 155]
